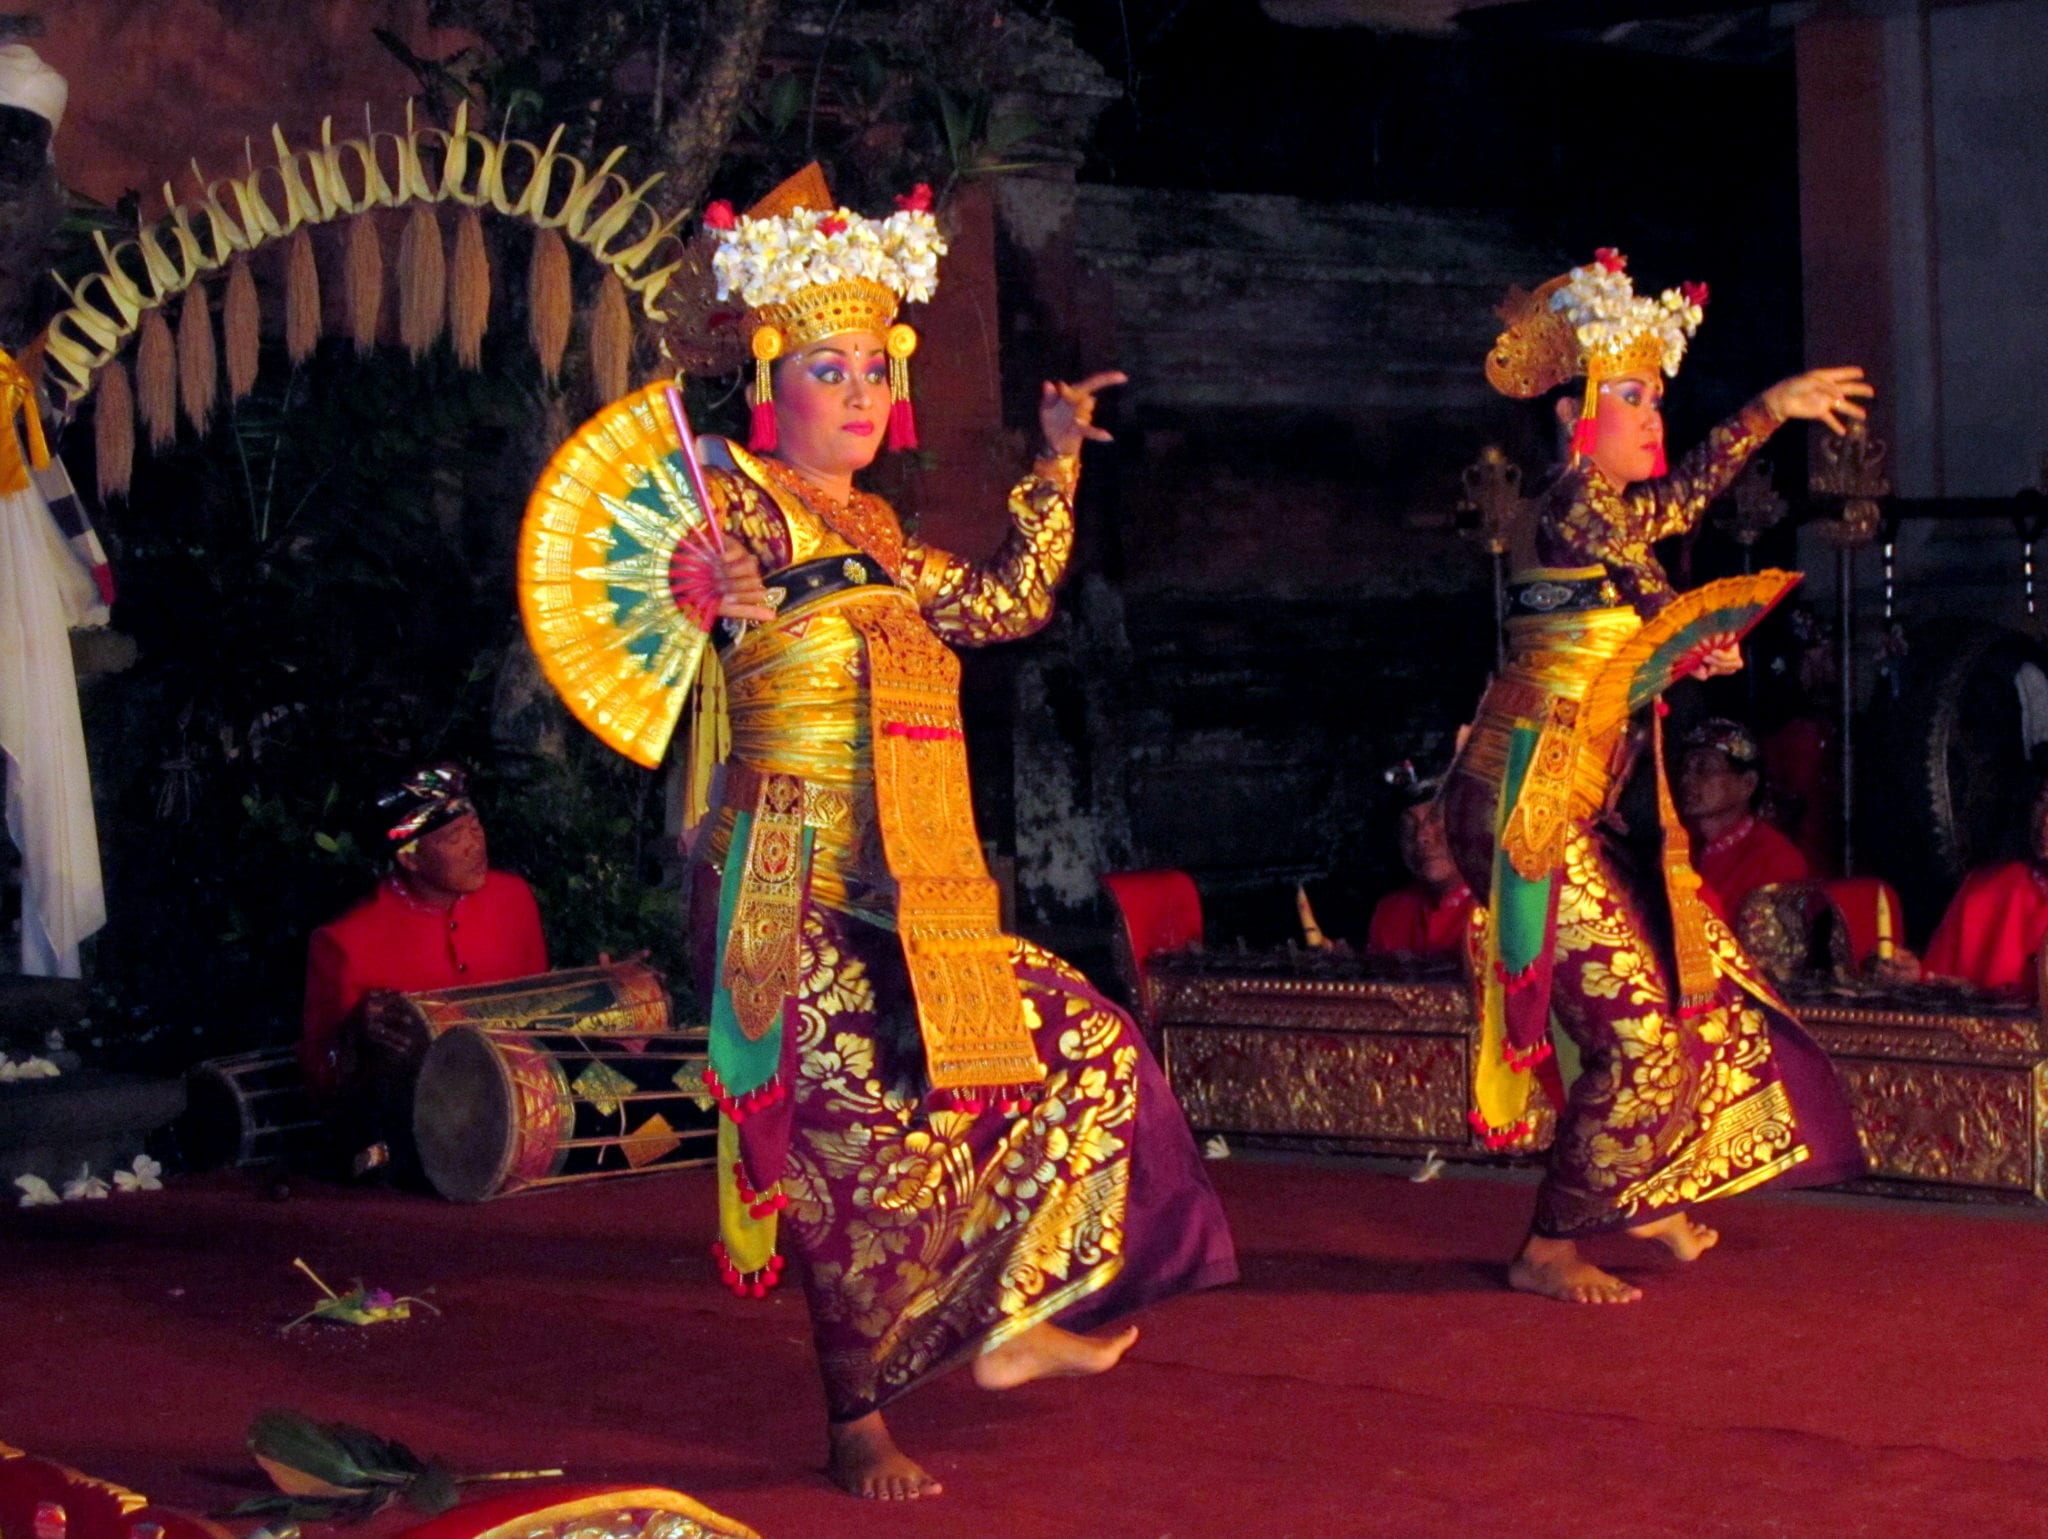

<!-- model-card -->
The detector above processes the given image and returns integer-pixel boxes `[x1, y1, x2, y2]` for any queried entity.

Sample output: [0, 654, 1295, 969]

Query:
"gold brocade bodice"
[697, 441, 1075, 923]
[1458, 567, 1644, 823]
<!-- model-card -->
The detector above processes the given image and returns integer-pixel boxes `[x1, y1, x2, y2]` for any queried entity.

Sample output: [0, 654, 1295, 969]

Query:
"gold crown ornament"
[1486, 249, 1707, 461]
[705, 163, 945, 453]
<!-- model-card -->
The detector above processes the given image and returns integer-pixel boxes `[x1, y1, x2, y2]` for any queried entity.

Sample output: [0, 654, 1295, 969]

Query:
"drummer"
[299, 763, 548, 1101]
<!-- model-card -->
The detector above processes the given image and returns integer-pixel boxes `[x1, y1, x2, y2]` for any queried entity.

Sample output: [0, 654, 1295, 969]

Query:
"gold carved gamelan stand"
[1142, 945, 2048, 1204]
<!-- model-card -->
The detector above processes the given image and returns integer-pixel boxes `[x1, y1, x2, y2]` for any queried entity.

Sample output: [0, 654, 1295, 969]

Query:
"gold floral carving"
[1166, 1025, 1471, 1144]
[1828, 1058, 2037, 1193]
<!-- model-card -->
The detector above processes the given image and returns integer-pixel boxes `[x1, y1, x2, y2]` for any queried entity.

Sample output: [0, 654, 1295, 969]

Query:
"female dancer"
[1444, 250, 1870, 1304]
[691, 167, 1236, 1498]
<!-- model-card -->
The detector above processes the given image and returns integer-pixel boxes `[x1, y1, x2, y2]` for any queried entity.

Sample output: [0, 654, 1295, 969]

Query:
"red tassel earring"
[1650, 442, 1669, 478]
[1569, 371, 1600, 459]
[885, 323, 919, 451]
[749, 325, 783, 453]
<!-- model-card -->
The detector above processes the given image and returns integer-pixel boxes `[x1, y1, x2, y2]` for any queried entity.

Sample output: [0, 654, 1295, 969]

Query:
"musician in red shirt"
[300, 763, 548, 1099]
[1367, 778, 1474, 961]
[1918, 778, 2048, 997]
[1676, 718, 1810, 921]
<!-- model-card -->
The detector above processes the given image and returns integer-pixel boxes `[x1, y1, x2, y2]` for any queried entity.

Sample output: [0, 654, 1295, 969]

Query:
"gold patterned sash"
[843, 596, 1041, 1091]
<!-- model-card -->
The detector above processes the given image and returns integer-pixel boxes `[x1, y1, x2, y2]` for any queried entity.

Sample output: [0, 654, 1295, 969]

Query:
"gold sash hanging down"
[845, 597, 1042, 1092]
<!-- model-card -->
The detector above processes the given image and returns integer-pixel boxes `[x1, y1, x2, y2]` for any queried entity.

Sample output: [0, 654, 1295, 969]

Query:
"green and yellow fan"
[518, 384, 726, 768]
[1584, 569, 1803, 739]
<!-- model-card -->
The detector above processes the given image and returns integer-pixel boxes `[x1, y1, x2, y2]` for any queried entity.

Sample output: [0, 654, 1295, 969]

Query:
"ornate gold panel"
[1829, 1057, 2040, 1194]
[1164, 1025, 1470, 1144]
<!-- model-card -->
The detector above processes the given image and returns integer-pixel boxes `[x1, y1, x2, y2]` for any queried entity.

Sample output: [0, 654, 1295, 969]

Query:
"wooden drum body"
[385, 960, 672, 1069]
[414, 1026, 714, 1201]
[180, 1047, 320, 1170]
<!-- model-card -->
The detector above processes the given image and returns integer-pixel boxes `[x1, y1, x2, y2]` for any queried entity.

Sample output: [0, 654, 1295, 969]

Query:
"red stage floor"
[7, 1155, 2048, 1538]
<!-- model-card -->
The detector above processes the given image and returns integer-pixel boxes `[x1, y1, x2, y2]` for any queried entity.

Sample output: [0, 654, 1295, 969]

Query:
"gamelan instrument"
[413, 1026, 715, 1201]
[179, 1047, 321, 1170]
[380, 959, 673, 1070]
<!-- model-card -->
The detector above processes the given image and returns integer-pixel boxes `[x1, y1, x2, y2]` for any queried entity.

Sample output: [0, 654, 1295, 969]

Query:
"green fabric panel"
[706, 811, 808, 1096]
[1491, 726, 1553, 974]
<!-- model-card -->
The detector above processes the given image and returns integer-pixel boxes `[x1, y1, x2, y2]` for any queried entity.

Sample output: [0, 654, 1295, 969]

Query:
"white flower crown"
[709, 204, 949, 312]
[1548, 252, 1705, 379]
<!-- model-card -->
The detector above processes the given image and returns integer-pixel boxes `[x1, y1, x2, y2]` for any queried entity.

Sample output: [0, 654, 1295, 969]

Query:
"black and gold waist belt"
[717, 552, 896, 654]
[1507, 572, 1610, 617]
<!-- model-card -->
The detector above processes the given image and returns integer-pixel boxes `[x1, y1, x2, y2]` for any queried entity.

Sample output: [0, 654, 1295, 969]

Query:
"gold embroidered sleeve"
[1543, 399, 1781, 617]
[1624, 398, 1780, 544]
[704, 465, 792, 570]
[904, 472, 1075, 646]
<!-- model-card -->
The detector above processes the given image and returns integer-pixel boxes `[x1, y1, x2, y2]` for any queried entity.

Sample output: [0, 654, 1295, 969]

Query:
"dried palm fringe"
[285, 227, 321, 365]
[223, 256, 260, 402]
[449, 207, 490, 370]
[589, 271, 631, 407]
[528, 226, 571, 384]
[135, 308, 177, 451]
[177, 286, 217, 433]
[94, 357, 134, 502]
[346, 214, 384, 354]
[398, 205, 446, 359]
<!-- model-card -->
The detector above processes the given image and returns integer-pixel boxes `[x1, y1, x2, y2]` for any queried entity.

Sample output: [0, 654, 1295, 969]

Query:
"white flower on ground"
[14, 1174, 58, 1207]
[113, 1155, 164, 1193]
[62, 1164, 109, 1200]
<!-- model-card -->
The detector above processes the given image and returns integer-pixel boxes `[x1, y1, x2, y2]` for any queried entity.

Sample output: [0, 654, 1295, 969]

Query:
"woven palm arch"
[36, 100, 713, 502]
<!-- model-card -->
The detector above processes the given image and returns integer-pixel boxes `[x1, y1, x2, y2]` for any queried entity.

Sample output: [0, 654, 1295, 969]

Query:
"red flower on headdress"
[1682, 281, 1711, 308]
[895, 183, 934, 213]
[703, 200, 736, 231]
[818, 214, 848, 236]
[1594, 248, 1627, 274]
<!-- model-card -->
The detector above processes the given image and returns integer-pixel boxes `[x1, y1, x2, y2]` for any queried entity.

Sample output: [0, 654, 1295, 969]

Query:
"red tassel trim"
[929, 1084, 1036, 1118]
[703, 1065, 785, 1124]
[1467, 1110, 1533, 1151]
[887, 397, 918, 452]
[711, 1240, 787, 1299]
[748, 398, 779, 453]
[1570, 415, 1599, 458]
[883, 721, 964, 742]
[733, 1168, 792, 1218]
[1494, 957, 1547, 996]
[1502, 1038, 1554, 1072]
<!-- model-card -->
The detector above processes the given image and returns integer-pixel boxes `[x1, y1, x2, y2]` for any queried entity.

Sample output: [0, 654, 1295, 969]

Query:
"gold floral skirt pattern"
[746, 903, 1235, 1422]
[1536, 826, 1859, 1237]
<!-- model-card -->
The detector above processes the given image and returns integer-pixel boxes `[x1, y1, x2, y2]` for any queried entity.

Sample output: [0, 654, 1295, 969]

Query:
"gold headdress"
[705, 163, 945, 453]
[1486, 250, 1707, 459]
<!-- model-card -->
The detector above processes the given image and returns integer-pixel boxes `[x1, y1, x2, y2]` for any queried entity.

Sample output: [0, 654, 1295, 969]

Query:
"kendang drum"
[383, 960, 672, 1069]
[414, 1026, 715, 1201]
[179, 1047, 320, 1170]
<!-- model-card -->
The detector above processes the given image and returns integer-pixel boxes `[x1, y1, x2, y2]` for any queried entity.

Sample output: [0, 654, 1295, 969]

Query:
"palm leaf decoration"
[233, 1411, 557, 1524]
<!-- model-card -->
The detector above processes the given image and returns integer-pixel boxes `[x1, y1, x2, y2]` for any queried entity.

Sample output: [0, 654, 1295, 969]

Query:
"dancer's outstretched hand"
[1039, 371, 1128, 459]
[1762, 366, 1874, 436]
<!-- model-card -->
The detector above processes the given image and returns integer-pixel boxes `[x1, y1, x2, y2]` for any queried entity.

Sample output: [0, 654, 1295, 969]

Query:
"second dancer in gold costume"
[1444, 250, 1869, 1303]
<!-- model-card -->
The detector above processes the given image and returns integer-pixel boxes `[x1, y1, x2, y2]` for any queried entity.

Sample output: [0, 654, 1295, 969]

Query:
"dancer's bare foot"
[971, 1321, 1140, 1390]
[1628, 1211, 1719, 1261]
[826, 1412, 942, 1500]
[1508, 1235, 1643, 1304]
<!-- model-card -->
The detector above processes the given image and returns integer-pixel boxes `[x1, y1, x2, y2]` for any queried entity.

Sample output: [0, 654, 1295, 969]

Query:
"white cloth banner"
[0, 466, 104, 975]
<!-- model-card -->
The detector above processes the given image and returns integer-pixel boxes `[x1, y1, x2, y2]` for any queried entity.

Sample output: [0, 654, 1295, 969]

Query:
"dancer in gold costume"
[689, 168, 1235, 1499]
[1443, 250, 1869, 1303]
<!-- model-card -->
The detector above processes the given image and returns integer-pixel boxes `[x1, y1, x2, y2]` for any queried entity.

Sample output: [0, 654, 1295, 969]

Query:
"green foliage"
[478, 748, 689, 982]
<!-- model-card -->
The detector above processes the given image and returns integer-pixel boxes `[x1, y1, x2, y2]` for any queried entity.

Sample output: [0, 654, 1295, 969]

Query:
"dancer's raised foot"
[1508, 1237, 1643, 1304]
[1627, 1211, 1719, 1262]
[972, 1321, 1140, 1390]
[826, 1412, 942, 1500]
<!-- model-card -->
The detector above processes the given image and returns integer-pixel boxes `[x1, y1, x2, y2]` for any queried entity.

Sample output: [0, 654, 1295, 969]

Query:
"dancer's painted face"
[1560, 372, 1665, 486]
[763, 329, 892, 477]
